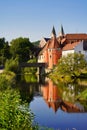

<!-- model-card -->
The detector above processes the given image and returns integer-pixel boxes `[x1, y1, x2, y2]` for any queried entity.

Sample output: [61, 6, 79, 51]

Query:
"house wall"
[62, 42, 87, 61]
[75, 41, 87, 60]
[39, 38, 46, 48]
[62, 50, 74, 56]
[74, 41, 83, 53]
[48, 49, 53, 69]
[48, 48, 62, 69]
[38, 54, 44, 63]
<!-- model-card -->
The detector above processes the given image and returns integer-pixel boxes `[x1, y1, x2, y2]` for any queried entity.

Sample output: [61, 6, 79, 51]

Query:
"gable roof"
[39, 37, 60, 55]
[62, 41, 80, 51]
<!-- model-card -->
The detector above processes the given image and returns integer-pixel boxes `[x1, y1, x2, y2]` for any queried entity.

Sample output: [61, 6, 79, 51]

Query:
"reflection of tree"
[41, 79, 84, 113]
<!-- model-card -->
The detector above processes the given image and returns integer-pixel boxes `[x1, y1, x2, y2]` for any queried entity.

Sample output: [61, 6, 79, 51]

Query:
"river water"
[18, 74, 87, 130]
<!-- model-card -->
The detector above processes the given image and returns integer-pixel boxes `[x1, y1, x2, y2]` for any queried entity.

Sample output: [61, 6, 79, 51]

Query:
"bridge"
[20, 62, 46, 75]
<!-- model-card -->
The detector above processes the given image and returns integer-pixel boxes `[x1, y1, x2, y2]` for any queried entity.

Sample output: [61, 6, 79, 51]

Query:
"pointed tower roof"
[51, 26, 56, 38]
[58, 24, 65, 37]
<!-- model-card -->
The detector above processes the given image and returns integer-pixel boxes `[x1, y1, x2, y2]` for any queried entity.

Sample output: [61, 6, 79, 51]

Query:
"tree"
[0, 38, 10, 65]
[10, 37, 34, 63]
[54, 53, 87, 78]
[5, 57, 19, 73]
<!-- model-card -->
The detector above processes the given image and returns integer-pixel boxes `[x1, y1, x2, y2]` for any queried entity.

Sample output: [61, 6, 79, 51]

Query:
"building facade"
[38, 26, 62, 69]
[38, 26, 87, 69]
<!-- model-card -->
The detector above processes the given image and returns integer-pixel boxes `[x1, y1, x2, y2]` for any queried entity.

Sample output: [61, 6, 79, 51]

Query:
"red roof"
[62, 41, 80, 51]
[39, 37, 60, 54]
[66, 34, 87, 40]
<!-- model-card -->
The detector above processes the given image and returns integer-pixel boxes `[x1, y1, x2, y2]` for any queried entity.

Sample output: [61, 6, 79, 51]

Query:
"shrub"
[0, 89, 36, 130]
[5, 57, 19, 73]
[0, 71, 16, 90]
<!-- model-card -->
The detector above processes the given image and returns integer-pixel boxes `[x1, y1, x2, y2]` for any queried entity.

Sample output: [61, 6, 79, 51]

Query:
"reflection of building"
[41, 79, 84, 113]
[41, 79, 62, 112]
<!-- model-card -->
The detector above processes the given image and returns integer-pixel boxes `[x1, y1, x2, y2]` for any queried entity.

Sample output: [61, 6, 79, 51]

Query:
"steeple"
[51, 26, 56, 38]
[58, 24, 65, 37]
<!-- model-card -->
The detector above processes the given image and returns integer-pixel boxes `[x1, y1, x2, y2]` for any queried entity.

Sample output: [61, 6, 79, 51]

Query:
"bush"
[0, 71, 16, 90]
[50, 53, 87, 83]
[5, 57, 19, 73]
[0, 70, 38, 130]
[0, 89, 36, 130]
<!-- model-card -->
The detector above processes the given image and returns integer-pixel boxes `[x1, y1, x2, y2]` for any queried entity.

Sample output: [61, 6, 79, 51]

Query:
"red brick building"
[38, 26, 62, 69]
[38, 26, 87, 69]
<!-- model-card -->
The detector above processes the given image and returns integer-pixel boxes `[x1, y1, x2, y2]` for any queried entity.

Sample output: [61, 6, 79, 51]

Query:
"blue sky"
[0, 0, 87, 42]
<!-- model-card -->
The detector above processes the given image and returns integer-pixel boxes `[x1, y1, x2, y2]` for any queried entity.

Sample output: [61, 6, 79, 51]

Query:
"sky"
[0, 0, 87, 42]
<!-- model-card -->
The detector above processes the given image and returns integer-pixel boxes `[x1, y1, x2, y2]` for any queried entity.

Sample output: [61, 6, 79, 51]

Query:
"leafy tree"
[53, 53, 87, 79]
[0, 38, 10, 65]
[31, 40, 41, 57]
[5, 57, 19, 73]
[32, 40, 40, 47]
[10, 37, 34, 63]
[0, 71, 16, 90]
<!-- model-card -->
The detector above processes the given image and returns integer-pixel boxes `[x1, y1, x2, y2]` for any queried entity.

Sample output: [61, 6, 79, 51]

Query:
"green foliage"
[24, 58, 37, 74]
[0, 71, 16, 90]
[76, 89, 87, 101]
[0, 38, 11, 65]
[5, 57, 19, 73]
[24, 74, 37, 83]
[0, 71, 38, 130]
[52, 53, 87, 82]
[10, 37, 34, 63]
[32, 40, 40, 47]
[0, 89, 35, 130]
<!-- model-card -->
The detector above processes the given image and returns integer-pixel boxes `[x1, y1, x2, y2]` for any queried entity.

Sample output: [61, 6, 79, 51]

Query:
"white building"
[62, 40, 87, 60]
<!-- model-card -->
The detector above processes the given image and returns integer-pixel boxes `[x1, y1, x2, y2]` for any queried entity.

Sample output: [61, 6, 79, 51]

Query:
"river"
[17, 74, 87, 130]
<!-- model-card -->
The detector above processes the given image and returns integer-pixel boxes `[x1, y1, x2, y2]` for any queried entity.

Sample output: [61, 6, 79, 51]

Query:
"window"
[50, 55, 52, 58]
[48, 49, 52, 52]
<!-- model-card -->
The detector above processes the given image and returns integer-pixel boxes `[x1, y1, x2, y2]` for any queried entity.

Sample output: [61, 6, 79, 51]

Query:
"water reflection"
[17, 75, 87, 129]
[41, 79, 84, 113]
[17, 75, 87, 112]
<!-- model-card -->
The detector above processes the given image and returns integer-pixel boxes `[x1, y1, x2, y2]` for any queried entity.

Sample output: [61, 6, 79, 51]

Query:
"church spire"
[58, 24, 65, 37]
[51, 26, 56, 38]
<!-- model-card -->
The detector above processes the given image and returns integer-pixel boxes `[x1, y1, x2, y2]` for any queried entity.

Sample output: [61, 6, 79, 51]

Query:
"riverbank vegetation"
[0, 37, 39, 69]
[49, 53, 87, 101]
[0, 37, 52, 129]
[0, 71, 39, 130]
[0, 37, 40, 129]
[49, 53, 87, 83]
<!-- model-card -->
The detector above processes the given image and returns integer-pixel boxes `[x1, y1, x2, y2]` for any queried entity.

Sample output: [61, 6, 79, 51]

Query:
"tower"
[58, 24, 65, 37]
[51, 26, 56, 38]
